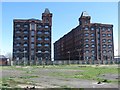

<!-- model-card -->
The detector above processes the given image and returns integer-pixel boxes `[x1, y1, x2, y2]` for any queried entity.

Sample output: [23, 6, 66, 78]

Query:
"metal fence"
[11, 59, 120, 66]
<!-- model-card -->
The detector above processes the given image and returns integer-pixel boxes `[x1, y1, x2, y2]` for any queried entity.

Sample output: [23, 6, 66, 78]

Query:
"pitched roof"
[81, 11, 89, 17]
[0, 55, 7, 59]
[44, 8, 50, 14]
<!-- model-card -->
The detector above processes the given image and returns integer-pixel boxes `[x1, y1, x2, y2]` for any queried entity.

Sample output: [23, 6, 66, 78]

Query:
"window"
[85, 44, 89, 48]
[45, 44, 49, 47]
[108, 39, 112, 43]
[45, 37, 49, 40]
[91, 27, 94, 30]
[108, 28, 111, 31]
[31, 37, 34, 42]
[37, 44, 42, 46]
[108, 50, 112, 53]
[45, 31, 49, 34]
[103, 50, 107, 53]
[24, 31, 28, 34]
[16, 50, 20, 53]
[85, 56, 89, 60]
[85, 50, 89, 53]
[31, 50, 34, 55]
[102, 34, 106, 37]
[24, 37, 27, 40]
[31, 31, 34, 36]
[31, 24, 35, 30]
[91, 33, 94, 36]
[16, 31, 20, 33]
[102, 27, 105, 31]
[85, 21, 88, 24]
[85, 33, 89, 36]
[97, 28, 100, 32]
[91, 39, 94, 42]
[98, 39, 100, 43]
[24, 43, 27, 46]
[103, 44, 106, 48]
[37, 37, 42, 40]
[16, 37, 20, 40]
[24, 25, 28, 28]
[91, 44, 95, 47]
[16, 24, 20, 27]
[45, 25, 49, 28]
[38, 50, 42, 53]
[85, 27, 88, 30]
[85, 39, 89, 42]
[16, 43, 20, 46]
[108, 45, 112, 48]
[38, 25, 42, 28]
[91, 50, 95, 53]
[31, 44, 34, 49]
[102, 39, 106, 43]
[37, 31, 42, 34]
[98, 34, 100, 38]
[45, 51, 49, 53]
[107, 34, 111, 37]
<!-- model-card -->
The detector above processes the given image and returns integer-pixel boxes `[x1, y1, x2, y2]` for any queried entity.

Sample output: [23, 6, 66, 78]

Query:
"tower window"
[24, 25, 28, 28]
[24, 31, 28, 34]
[103, 44, 106, 48]
[37, 44, 42, 46]
[102, 27, 106, 31]
[102, 39, 106, 43]
[45, 31, 49, 34]
[31, 31, 34, 36]
[108, 28, 111, 31]
[107, 34, 111, 37]
[91, 44, 95, 47]
[31, 24, 35, 30]
[37, 37, 42, 40]
[16, 31, 20, 33]
[85, 39, 89, 42]
[24, 43, 27, 46]
[91, 39, 95, 42]
[37, 31, 42, 34]
[16, 43, 20, 46]
[24, 37, 27, 40]
[85, 50, 89, 53]
[31, 37, 34, 42]
[102, 34, 106, 37]
[45, 37, 49, 40]
[91, 27, 94, 30]
[45, 44, 49, 47]
[85, 27, 88, 30]
[91, 33, 94, 36]
[108, 45, 112, 48]
[31, 44, 34, 48]
[38, 25, 42, 28]
[85, 33, 89, 36]
[103, 50, 107, 53]
[16, 24, 20, 27]
[108, 39, 112, 43]
[45, 26, 49, 28]
[85, 44, 89, 48]
[16, 37, 20, 40]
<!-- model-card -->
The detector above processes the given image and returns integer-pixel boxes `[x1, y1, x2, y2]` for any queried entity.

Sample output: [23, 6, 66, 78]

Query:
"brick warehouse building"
[54, 11, 114, 64]
[13, 8, 52, 65]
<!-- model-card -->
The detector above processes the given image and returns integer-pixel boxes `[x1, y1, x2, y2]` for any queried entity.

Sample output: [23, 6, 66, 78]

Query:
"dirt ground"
[1, 65, 119, 89]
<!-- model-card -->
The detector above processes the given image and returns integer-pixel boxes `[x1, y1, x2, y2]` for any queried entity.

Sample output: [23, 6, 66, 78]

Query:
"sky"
[1, 2, 119, 58]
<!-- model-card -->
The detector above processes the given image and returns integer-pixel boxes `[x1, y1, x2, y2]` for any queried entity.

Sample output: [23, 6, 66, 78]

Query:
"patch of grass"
[60, 85, 70, 88]
[19, 75, 39, 79]
[48, 65, 118, 84]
